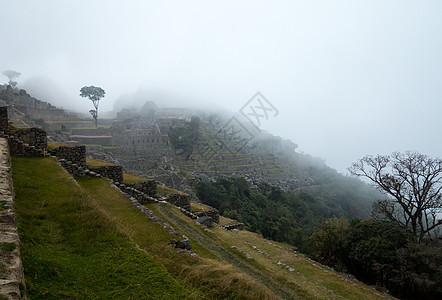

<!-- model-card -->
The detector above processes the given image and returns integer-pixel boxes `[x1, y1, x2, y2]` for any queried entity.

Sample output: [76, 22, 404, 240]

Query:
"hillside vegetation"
[12, 157, 392, 299]
[195, 177, 374, 248]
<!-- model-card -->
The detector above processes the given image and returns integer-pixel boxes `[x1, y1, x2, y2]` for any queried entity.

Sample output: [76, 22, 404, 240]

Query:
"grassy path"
[78, 177, 278, 299]
[153, 203, 302, 299]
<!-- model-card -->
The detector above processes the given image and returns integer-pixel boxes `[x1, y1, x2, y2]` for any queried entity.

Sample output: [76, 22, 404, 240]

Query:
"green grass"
[81, 144, 120, 148]
[123, 172, 148, 183]
[86, 157, 115, 167]
[0, 200, 7, 211]
[157, 185, 185, 196]
[191, 201, 216, 212]
[0, 242, 16, 253]
[11, 156, 390, 300]
[71, 125, 111, 129]
[47, 142, 75, 150]
[12, 157, 275, 299]
[10, 125, 31, 129]
[77, 177, 276, 299]
[12, 157, 188, 299]
[44, 121, 92, 124]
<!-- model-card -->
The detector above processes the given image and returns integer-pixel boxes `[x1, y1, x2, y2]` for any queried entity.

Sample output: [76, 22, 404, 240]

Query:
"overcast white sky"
[1, 0, 441, 173]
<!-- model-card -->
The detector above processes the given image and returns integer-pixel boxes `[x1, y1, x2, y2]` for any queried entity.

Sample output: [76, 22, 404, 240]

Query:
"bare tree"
[349, 151, 442, 242]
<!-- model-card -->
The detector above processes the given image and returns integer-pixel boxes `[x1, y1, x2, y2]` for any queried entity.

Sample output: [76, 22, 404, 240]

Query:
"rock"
[196, 216, 213, 227]
[171, 238, 192, 251]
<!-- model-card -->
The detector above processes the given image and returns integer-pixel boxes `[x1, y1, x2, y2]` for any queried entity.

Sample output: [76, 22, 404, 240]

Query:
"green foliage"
[344, 219, 412, 281]
[79, 86, 105, 103]
[306, 217, 441, 299]
[169, 117, 200, 158]
[306, 218, 349, 268]
[80, 85, 105, 127]
[195, 177, 371, 248]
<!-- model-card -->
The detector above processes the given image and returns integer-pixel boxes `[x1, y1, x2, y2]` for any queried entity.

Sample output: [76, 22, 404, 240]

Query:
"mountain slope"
[12, 156, 393, 299]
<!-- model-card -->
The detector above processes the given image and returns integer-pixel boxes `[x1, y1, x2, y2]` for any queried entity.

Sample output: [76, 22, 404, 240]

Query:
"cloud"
[1, 0, 441, 172]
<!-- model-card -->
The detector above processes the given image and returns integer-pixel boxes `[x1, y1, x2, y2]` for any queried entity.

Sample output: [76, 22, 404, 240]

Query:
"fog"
[1, 0, 441, 173]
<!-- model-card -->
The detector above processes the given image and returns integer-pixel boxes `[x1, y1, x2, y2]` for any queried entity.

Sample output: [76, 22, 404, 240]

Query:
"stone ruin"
[49, 146, 86, 168]
[0, 106, 48, 157]
[165, 193, 192, 212]
[125, 180, 157, 198]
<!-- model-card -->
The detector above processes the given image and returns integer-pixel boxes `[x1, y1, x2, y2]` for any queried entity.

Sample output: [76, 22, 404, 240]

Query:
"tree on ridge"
[80, 86, 105, 128]
[2, 69, 21, 88]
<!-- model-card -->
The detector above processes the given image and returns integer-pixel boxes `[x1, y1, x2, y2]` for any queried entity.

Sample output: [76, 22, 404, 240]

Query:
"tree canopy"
[2, 69, 21, 88]
[80, 86, 105, 127]
[349, 151, 442, 242]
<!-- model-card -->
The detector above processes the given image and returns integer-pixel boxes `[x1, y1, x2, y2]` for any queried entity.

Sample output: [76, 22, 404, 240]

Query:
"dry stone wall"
[124, 180, 157, 197]
[166, 193, 191, 211]
[3, 134, 45, 157]
[9, 128, 47, 150]
[91, 166, 123, 183]
[194, 209, 220, 224]
[0, 138, 26, 299]
[0, 107, 8, 132]
[49, 146, 86, 168]
[115, 182, 158, 204]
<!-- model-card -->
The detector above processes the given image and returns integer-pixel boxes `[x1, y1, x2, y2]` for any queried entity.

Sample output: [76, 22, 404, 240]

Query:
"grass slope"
[12, 157, 393, 299]
[12, 157, 187, 299]
[149, 203, 393, 300]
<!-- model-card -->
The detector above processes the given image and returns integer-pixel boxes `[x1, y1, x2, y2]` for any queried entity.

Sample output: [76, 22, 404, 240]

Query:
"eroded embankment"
[0, 138, 25, 299]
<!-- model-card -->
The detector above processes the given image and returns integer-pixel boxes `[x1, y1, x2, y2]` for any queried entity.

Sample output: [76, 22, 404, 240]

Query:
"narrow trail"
[154, 203, 302, 300]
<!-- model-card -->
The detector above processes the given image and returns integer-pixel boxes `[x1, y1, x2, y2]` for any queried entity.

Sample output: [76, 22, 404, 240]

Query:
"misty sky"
[1, 1, 441, 173]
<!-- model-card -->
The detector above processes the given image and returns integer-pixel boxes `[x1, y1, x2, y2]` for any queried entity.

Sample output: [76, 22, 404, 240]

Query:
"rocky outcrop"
[0, 138, 26, 299]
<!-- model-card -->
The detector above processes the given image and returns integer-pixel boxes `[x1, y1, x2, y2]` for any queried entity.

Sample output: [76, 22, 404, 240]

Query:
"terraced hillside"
[11, 156, 393, 299]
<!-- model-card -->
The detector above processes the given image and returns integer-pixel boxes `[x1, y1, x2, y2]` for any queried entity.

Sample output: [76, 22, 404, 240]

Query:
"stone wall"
[0, 138, 26, 299]
[223, 223, 245, 231]
[194, 209, 220, 224]
[115, 182, 158, 204]
[91, 165, 123, 183]
[9, 128, 47, 150]
[6, 134, 46, 157]
[14, 105, 72, 122]
[49, 146, 86, 168]
[0, 106, 8, 132]
[166, 193, 191, 211]
[0, 87, 76, 122]
[57, 159, 87, 177]
[125, 180, 157, 197]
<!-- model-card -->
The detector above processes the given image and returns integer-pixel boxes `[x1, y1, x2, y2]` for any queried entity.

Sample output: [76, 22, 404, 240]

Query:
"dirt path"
[155, 203, 302, 300]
